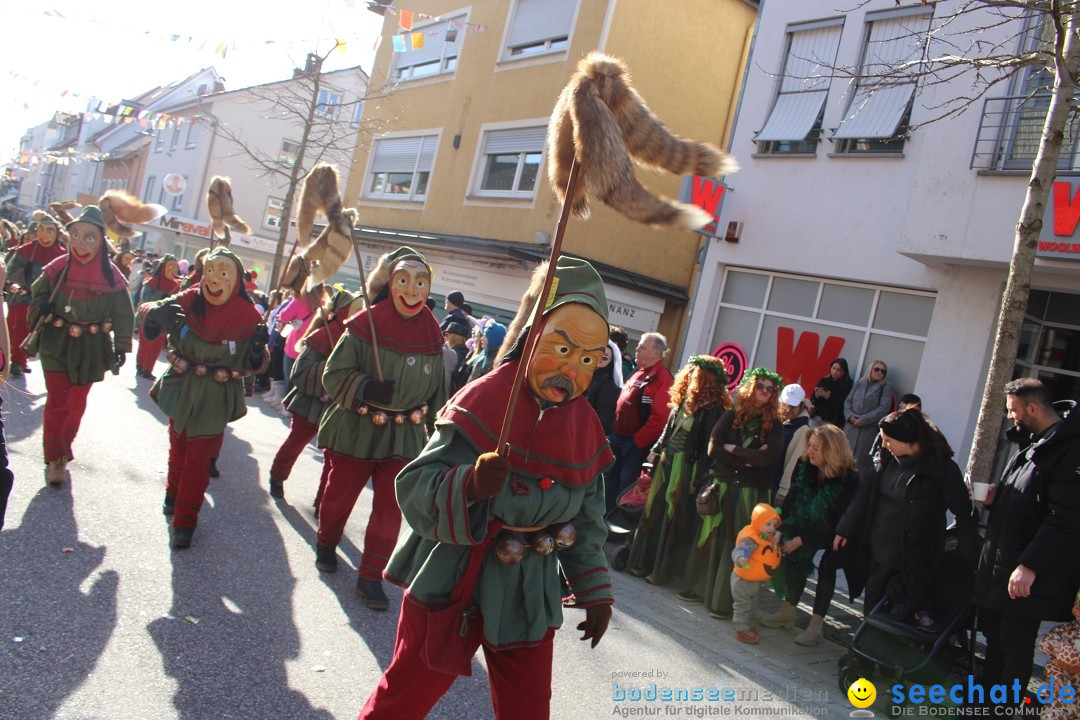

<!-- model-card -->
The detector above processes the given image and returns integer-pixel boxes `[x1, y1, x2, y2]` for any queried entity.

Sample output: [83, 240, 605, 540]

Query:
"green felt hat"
[27, 220, 39, 233]
[384, 245, 427, 267]
[65, 205, 106, 232]
[542, 255, 608, 323]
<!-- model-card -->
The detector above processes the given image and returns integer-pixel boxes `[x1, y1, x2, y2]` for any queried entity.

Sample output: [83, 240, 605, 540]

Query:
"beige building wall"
[345, 0, 756, 358]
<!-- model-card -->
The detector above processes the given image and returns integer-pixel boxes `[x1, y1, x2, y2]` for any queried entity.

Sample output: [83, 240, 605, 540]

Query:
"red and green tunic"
[7, 241, 65, 306]
[29, 257, 135, 385]
[282, 303, 352, 426]
[317, 300, 446, 461]
[385, 361, 615, 649]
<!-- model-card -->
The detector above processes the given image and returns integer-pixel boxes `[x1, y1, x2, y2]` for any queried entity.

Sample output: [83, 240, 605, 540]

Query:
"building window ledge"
[749, 153, 818, 159]
[826, 152, 906, 159]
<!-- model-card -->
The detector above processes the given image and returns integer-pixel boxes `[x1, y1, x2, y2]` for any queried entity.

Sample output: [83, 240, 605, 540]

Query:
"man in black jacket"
[974, 379, 1080, 703]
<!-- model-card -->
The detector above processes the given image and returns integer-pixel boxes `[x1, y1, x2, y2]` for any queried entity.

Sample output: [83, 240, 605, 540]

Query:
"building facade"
[345, 0, 757, 350]
[681, 0, 1080, 464]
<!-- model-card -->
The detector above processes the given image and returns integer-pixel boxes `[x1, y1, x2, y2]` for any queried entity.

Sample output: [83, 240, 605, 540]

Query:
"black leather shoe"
[20, 364, 30, 374]
[162, 496, 175, 516]
[355, 578, 389, 611]
[315, 543, 338, 573]
[9, 365, 23, 378]
[209, 458, 220, 478]
[171, 527, 193, 549]
[269, 479, 284, 499]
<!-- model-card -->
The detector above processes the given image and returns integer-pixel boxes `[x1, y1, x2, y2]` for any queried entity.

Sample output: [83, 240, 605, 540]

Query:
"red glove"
[577, 604, 612, 648]
[467, 449, 510, 501]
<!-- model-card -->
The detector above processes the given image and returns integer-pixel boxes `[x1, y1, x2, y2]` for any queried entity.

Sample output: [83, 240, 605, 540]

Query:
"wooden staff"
[348, 230, 384, 381]
[495, 159, 580, 456]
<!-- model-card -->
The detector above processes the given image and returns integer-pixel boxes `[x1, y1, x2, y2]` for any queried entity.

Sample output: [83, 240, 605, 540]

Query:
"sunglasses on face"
[872, 367, 886, 375]
[755, 383, 777, 395]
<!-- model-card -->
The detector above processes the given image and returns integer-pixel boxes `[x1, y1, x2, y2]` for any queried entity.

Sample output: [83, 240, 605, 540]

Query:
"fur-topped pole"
[492, 260, 549, 367]
[49, 200, 80, 226]
[547, 52, 738, 230]
[206, 176, 251, 242]
[279, 253, 310, 294]
[296, 164, 357, 289]
[98, 190, 168, 238]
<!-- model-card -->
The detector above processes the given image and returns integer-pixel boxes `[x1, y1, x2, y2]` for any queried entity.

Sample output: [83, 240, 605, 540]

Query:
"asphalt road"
[0, 356, 857, 720]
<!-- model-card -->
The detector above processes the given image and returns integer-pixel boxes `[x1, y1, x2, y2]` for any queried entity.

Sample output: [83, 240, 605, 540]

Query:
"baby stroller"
[602, 463, 652, 571]
[837, 528, 979, 694]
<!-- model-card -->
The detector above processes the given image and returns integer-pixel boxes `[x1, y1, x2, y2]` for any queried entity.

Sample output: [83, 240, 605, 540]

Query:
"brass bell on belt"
[68, 324, 83, 338]
[87, 323, 100, 334]
[101, 320, 113, 333]
[393, 414, 405, 425]
[52, 317, 65, 328]
[212, 368, 230, 383]
[371, 411, 388, 426]
[357, 405, 369, 415]
[532, 533, 556, 556]
[194, 364, 208, 376]
[495, 534, 526, 565]
[554, 523, 577, 549]
[173, 357, 190, 375]
[409, 409, 424, 425]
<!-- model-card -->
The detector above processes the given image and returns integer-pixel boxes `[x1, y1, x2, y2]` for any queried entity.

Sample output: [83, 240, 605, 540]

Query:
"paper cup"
[971, 482, 991, 502]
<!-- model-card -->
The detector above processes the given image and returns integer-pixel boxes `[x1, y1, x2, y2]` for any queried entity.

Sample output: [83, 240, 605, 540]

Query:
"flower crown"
[688, 354, 728, 384]
[739, 366, 783, 390]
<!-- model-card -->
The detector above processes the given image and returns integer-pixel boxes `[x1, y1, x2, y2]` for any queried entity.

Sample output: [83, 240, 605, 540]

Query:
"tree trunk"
[268, 56, 327, 289]
[964, 9, 1080, 483]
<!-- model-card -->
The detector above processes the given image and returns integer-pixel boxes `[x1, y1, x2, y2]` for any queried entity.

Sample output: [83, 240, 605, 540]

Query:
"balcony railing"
[970, 94, 1080, 172]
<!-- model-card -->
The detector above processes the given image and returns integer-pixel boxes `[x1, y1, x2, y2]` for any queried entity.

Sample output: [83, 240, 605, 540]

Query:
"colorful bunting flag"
[399, 9, 413, 31]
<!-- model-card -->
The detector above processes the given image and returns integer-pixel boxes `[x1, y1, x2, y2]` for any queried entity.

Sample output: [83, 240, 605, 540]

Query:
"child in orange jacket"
[730, 503, 782, 645]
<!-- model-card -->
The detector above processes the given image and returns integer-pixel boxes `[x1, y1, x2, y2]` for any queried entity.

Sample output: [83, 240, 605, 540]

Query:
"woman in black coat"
[834, 408, 979, 625]
[810, 358, 852, 426]
[585, 341, 621, 434]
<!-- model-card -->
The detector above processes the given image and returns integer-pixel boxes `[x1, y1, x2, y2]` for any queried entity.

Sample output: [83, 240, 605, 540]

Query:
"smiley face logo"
[847, 678, 876, 708]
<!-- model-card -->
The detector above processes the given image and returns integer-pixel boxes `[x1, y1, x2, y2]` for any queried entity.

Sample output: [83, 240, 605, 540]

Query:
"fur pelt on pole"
[492, 260, 549, 367]
[547, 52, 738, 229]
[206, 176, 251, 241]
[98, 190, 167, 238]
[49, 201, 80, 226]
[294, 164, 357, 290]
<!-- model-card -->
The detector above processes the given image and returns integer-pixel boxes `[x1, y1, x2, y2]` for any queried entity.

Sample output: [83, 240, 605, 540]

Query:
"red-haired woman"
[627, 355, 731, 585]
[679, 367, 784, 620]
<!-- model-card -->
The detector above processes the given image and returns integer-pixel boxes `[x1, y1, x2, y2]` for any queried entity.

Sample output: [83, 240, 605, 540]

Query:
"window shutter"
[507, 0, 576, 48]
[372, 137, 423, 172]
[482, 127, 546, 155]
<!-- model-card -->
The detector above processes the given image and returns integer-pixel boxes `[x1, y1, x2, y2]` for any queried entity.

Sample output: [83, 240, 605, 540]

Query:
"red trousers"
[270, 415, 318, 481]
[359, 597, 553, 720]
[135, 334, 167, 374]
[166, 420, 222, 531]
[43, 371, 93, 462]
[8, 303, 29, 367]
[316, 450, 405, 580]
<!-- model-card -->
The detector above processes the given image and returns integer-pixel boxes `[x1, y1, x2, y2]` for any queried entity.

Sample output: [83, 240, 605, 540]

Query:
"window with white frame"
[366, 134, 437, 201]
[145, 176, 157, 200]
[392, 15, 465, 81]
[154, 133, 165, 153]
[711, 268, 935, 396]
[264, 197, 285, 229]
[475, 126, 545, 198]
[832, 7, 933, 155]
[755, 19, 844, 155]
[279, 139, 300, 166]
[170, 126, 180, 152]
[316, 89, 342, 119]
[504, 0, 575, 60]
[351, 101, 365, 126]
[185, 121, 201, 148]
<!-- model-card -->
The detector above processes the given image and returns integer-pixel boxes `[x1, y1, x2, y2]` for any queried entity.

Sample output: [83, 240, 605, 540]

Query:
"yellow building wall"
[345, 0, 757, 357]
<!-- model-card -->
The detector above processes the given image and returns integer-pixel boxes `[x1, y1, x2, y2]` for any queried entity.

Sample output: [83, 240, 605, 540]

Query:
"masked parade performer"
[267, 286, 360, 504]
[142, 247, 268, 548]
[6, 211, 66, 377]
[359, 256, 614, 720]
[314, 246, 446, 611]
[27, 206, 135, 485]
[134, 254, 181, 380]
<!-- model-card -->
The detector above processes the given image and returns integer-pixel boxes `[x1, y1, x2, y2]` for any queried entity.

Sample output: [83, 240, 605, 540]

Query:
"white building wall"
[684, 0, 1080, 466]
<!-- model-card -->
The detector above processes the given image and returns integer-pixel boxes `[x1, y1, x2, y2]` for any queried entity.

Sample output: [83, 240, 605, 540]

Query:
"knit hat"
[879, 411, 919, 443]
[447, 290, 465, 307]
[65, 205, 107, 232]
[443, 320, 469, 337]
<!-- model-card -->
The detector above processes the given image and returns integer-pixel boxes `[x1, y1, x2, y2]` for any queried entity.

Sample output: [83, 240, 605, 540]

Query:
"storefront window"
[710, 268, 935, 394]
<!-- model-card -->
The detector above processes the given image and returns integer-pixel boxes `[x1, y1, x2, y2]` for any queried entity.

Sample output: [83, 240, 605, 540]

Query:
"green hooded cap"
[542, 255, 608, 323]
[66, 205, 107, 232]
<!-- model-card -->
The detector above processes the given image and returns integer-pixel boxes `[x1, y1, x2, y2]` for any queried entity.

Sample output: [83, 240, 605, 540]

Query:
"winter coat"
[836, 447, 979, 602]
[811, 359, 852, 426]
[974, 403, 1080, 621]
[708, 409, 785, 490]
[844, 378, 893, 477]
[585, 365, 620, 434]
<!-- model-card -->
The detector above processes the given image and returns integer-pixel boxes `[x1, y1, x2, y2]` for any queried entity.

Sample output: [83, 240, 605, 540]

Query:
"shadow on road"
[0, 482, 119, 720]
[146, 433, 335, 720]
